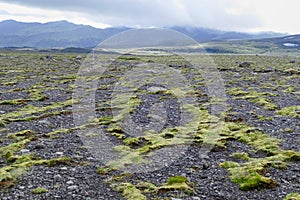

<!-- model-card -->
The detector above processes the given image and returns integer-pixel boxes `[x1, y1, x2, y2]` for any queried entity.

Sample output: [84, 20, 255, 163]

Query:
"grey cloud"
[0, 0, 262, 29]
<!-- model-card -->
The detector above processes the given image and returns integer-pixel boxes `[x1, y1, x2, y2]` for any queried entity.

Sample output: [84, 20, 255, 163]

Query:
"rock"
[67, 180, 74, 185]
[67, 185, 78, 191]
[18, 186, 25, 190]
[54, 174, 62, 180]
[34, 144, 45, 150]
[20, 149, 30, 153]
[147, 86, 167, 93]
[238, 62, 251, 68]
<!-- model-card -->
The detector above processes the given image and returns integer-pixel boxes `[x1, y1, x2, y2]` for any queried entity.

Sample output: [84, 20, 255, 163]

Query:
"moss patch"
[284, 193, 300, 200]
[113, 182, 147, 200]
[159, 175, 192, 192]
[32, 187, 48, 194]
[0, 129, 72, 187]
[276, 106, 300, 118]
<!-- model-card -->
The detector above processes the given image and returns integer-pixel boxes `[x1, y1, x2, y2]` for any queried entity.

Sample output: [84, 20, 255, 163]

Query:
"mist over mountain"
[0, 20, 286, 48]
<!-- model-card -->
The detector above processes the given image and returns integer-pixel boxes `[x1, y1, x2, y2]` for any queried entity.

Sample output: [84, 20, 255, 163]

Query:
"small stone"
[60, 167, 68, 170]
[67, 185, 78, 191]
[55, 152, 64, 155]
[18, 186, 25, 190]
[54, 174, 62, 179]
[67, 180, 74, 185]
[20, 149, 30, 153]
[147, 86, 167, 93]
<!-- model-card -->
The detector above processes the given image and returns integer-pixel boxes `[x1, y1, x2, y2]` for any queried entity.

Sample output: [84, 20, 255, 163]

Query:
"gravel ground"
[0, 53, 299, 200]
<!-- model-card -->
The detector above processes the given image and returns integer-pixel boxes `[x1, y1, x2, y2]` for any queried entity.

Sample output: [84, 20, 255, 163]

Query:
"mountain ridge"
[0, 19, 286, 48]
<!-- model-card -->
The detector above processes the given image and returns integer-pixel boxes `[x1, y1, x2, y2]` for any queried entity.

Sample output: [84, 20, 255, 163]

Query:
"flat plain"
[0, 51, 299, 200]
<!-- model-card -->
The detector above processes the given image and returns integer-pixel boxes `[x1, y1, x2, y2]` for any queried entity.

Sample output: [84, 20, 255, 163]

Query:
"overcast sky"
[0, 0, 299, 34]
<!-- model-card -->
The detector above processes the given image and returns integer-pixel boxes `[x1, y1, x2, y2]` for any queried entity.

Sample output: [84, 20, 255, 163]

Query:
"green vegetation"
[276, 106, 300, 118]
[0, 52, 299, 198]
[113, 182, 147, 200]
[0, 129, 72, 187]
[284, 193, 300, 200]
[159, 175, 192, 193]
[96, 166, 117, 175]
[32, 187, 48, 194]
[231, 152, 250, 161]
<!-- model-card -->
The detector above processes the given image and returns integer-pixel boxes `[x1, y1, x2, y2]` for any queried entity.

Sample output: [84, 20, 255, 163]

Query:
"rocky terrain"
[0, 52, 299, 200]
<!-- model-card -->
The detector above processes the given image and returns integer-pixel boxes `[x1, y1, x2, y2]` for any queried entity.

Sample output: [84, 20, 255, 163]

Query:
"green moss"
[46, 128, 72, 137]
[222, 122, 281, 154]
[276, 106, 300, 118]
[250, 98, 277, 110]
[256, 115, 272, 121]
[283, 86, 295, 93]
[0, 99, 29, 105]
[0, 156, 72, 187]
[0, 119, 5, 127]
[284, 193, 300, 200]
[218, 120, 300, 190]
[96, 166, 116, 175]
[231, 152, 250, 161]
[113, 182, 147, 200]
[219, 161, 240, 169]
[2, 99, 73, 123]
[2, 80, 18, 86]
[227, 88, 277, 99]
[7, 130, 34, 142]
[111, 133, 126, 140]
[231, 170, 275, 190]
[136, 182, 158, 193]
[32, 187, 48, 194]
[166, 176, 187, 184]
[0, 139, 32, 161]
[227, 88, 249, 96]
[159, 176, 191, 191]
[123, 137, 145, 146]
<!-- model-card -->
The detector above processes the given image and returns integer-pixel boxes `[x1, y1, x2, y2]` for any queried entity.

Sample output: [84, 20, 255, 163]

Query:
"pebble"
[54, 174, 62, 179]
[67, 180, 74, 185]
[67, 185, 78, 191]
[18, 186, 25, 190]
[20, 149, 30, 153]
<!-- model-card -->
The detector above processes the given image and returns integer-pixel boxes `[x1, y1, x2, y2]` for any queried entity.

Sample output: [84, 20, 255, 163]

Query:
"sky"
[0, 0, 299, 34]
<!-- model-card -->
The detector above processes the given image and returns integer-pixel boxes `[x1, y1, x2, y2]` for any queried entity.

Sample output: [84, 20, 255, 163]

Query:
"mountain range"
[0, 20, 287, 48]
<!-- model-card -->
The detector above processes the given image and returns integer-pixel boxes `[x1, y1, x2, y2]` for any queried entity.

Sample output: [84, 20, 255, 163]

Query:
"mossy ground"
[0, 51, 299, 199]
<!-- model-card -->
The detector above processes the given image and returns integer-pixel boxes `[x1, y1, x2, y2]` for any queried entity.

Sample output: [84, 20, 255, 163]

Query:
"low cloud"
[0, 0, 262, 31]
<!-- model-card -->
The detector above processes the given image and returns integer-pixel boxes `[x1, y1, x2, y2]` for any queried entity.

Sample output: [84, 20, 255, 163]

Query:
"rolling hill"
[0, 20, 285, 48]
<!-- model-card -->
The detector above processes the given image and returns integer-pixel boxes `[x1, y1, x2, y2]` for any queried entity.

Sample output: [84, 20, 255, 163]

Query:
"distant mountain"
[255, 34, 300, 49]
[0, 20, 130, 48]
[0, 20, 286, 48]
[170, 27, 284, 42]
